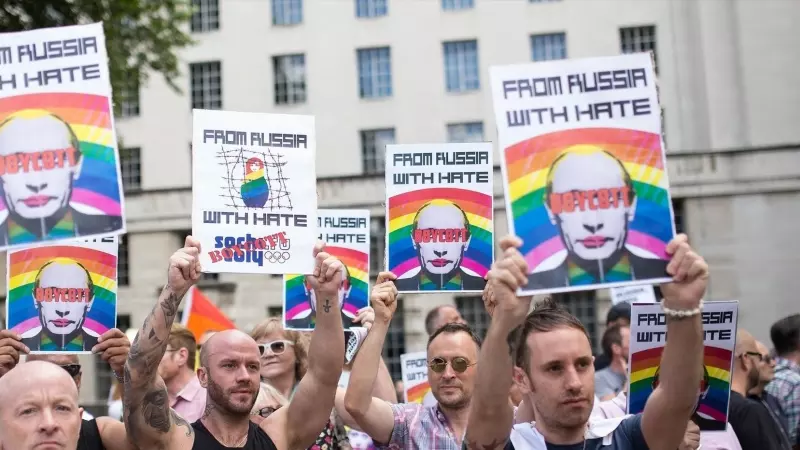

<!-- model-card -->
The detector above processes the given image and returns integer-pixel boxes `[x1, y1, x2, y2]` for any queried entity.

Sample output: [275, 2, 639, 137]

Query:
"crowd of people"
[0, 234, 797, 450]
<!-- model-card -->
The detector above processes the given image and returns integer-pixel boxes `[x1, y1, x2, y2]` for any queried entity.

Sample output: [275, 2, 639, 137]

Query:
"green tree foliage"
[0, 0, 194, 113]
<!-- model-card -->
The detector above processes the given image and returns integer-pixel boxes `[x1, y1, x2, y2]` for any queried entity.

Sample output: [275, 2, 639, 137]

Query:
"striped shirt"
[377, 403, 462, 450]
[765, 357, 800, 445]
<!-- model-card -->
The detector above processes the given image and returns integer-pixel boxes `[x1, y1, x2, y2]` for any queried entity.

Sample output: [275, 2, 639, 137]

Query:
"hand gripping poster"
[628, 301, 738, 431]
[490, 53, 674, 295]
[400, 351, 437, 406]
[192, 110, 318, 274]
[0, 23, 126, 251]
[6, 235, 118, 354]
[283, 209, 370, 330]
[385, 143, 493, 293]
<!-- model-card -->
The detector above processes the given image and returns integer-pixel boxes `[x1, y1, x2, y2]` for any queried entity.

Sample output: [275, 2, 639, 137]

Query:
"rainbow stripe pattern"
[241, 157, 269, 208]
[387, 188, 493, 279]
[406, 381, 431, 404]
[284, 246, 370, 321]
[503, 127, 672, 273]
[628, 345, 733, 424]
[6, 243, 117, 338]
[0, 93, 123, 218]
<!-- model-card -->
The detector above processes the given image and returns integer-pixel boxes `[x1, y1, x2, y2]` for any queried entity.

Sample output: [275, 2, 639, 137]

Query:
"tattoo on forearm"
[464, 438, 507, 450]
[323, 298, 331, 313]
[142, 389, 171, 433]
[160, 291, 180, 327]
[171, 410, 194, 437]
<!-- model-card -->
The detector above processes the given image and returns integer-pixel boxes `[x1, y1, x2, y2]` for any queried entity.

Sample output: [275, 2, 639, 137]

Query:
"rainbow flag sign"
[6, 236, 118, 354]
[628, 301, 738, 431]
[385, 143, 493, 293]
[283, 209, 370, 330]
[181, 286, 236, 342]
[401, 351, 436, 406]
[192, 110, 318, 275]
[0, 23, 126, 251]
[490, 53, 674, 296]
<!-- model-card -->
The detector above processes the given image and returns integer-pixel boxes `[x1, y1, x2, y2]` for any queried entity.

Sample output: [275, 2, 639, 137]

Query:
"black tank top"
[191, 419, 278, 450]
[78, 419, 106, 450]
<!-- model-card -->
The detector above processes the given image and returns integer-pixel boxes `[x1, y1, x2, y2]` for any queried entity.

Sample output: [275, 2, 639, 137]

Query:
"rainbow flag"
[504, 128, 672, 272]
[6, 238, 118, 343]
[181, 286, 236, 341]
[406, 381, 432, 404]
[284, 210, 370, 329]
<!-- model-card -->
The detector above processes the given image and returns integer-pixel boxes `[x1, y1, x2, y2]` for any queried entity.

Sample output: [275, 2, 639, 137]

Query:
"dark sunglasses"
[428, 357, 475, 374]
[258, 340, 294, 356]
[256, 405, 282, 418]
[742, 351, 766, 362]
[60, 364, 81, 377]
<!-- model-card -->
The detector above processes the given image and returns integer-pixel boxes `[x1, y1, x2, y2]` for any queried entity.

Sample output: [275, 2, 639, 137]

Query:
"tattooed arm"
[122, 237, 202, 450]
[262, 243, 346, 450]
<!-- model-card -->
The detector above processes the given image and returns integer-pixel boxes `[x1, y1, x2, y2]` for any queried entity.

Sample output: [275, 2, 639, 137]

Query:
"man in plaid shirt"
[767, 314, 800, 447]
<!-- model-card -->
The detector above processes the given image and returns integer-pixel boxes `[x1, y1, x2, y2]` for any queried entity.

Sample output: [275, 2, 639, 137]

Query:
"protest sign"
[283, 209, 370, 330]
[192, 110, 318, 274]
[385, 143, 493, 293]
[6, 235, 118, 354]
[491, 53, 674, 295]
[610, 285, 657, 305]
[628, 301, 738, 431]
[0, 23, 126, 251]
[400, 351, 436, 406]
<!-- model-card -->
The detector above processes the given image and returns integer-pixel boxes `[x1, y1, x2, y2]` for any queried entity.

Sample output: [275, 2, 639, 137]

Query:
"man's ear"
[513, 366, 532, 394]
[627, 194, 638, 222]
[197, 366, 208, 388]
[71, 153, 84, 181]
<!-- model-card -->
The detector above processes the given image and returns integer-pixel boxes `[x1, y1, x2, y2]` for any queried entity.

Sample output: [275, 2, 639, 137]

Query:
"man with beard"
[122, 236, 346, 450]
[528, 147, 668, 290]
[344, 271, 477, 449]
[748, 340, 792, 445]
[157, 324, 207, 423]
[394, 200, 485, 292]
[729, 330, 792, 450]
[466, 233, 711, 450]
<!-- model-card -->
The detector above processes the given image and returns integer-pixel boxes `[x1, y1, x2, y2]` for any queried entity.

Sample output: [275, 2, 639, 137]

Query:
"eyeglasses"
[428, 357, 475, 374]
[258, 340, 294, 356]
[60, 364, 81, 377]
[741, 351, 766, 362]
[255, 405, 282, 418]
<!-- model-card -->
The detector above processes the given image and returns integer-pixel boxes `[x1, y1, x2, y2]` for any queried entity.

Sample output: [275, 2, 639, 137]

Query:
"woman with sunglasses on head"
[250, 307, 396, 449]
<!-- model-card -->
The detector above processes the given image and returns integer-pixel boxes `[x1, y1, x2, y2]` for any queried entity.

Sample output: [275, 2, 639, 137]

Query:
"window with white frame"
[118, 235, 129, 286]
[443, 40, 479, 93]
[356, 0, 387, 18]
[370, 217, 386, 275]
[442, 0, 474, 10]
[118, 73, 140, 118]
[672, 198, 685, 235]
[455, 296, 490, 339]
[357, 47, 392, 98]
[273, 54, 306, 105]
[447, 122, 484, 143]
[531, 32, 567, 61]
[190, 61, 222, 110]
[620, 25, 657, 70]
[272, 0, 303, 25]
[360, 128, 395, 174]
[120, 147, 141, 192]
[191, 0, 220, 33]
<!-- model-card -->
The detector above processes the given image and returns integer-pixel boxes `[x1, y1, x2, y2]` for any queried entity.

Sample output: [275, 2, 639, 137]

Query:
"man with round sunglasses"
[344, 271, 481, 449]
[0, 327, 139, 450]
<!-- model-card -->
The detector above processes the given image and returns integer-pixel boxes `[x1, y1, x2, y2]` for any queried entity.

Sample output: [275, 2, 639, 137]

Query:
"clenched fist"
[485, 235, 532, 330]
[307, 241, 346, 311]
[660, 234, 709, 309]
[370, 272, 398, 325]
[167, 235, 202, 295]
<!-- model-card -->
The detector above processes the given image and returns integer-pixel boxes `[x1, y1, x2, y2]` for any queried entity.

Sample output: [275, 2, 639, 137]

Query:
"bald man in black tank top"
[122, 237, 347, 450]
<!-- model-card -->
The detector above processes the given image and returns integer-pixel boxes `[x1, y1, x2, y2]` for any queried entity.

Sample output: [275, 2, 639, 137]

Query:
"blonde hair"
[249, 317, 309, 382]
[168, 323, 198, 370]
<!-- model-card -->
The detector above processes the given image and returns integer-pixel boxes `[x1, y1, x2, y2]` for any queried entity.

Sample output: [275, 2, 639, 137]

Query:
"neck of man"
[42, 326, 81, 348]
[535, 418, 586, 445]
[9, 206, 69, 237]
[166, 368, 197, 403]
[421, 268, 458, 288]
[202, 399, 251, 447]
[731, 369, 751, 396]
[779, 350, 800, 366]
[267, 371, 296, 400]
[609, 356, 626, 375]
[748, 381, 767, 397]
[439, 402, 471, 444]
